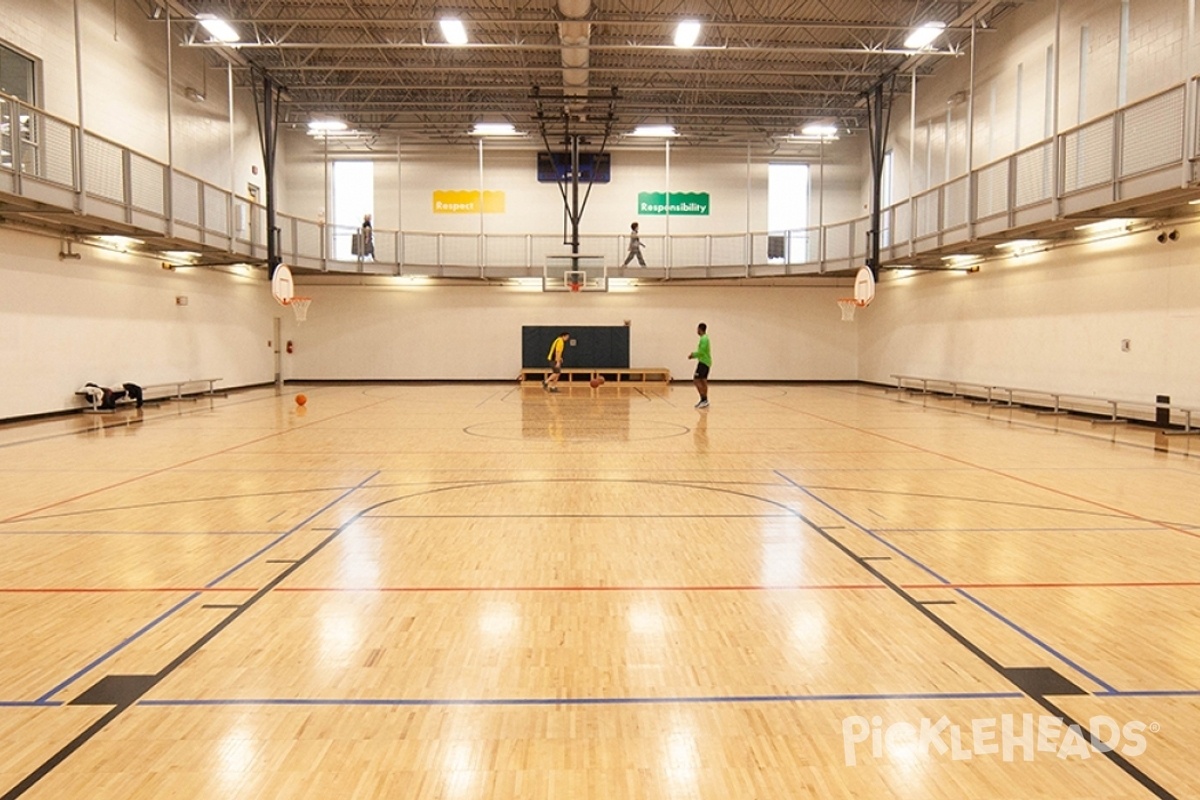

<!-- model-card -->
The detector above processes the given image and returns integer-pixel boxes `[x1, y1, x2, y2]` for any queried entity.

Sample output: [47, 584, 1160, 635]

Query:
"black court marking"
[1, 474, 1180, 800]
[266, 559, 301, 564]
[916, 599, 957, 606]
[68, 675, 158, 707]
[770, 471, 1178, 799]
[860, 556, 892, 561]
[1, 471, 381, 800]
[12, 486, 354, 524]
[200, 603, 244, 610]
[1002, 667, 1088, 698]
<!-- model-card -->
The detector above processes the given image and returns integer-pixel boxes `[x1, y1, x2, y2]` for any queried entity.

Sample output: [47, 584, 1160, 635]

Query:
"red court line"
[0, 396, 396, 524]
[6, 580, 1200, 594]
[0, 587, 258, 594]
[767, 397, 1200, 542]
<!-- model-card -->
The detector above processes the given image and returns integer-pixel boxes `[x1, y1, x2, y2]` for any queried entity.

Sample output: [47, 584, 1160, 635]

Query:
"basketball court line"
[781, 472, 1122, 695]
[879, 525, 1192, 533]
[137, 690, 1027, 709]
[5, 580, 1200, 594]
[1, 473, 1184, 799]
[0, 394, 396, 524]
[766, 395, 1200, 542]
[31, 472, 379, 704]
[0, 530, 279, 536]
[1098, 689, 1200, 697]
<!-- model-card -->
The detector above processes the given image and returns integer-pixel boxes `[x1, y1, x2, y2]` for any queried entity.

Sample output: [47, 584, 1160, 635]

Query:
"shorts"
[693, 362, 710, 380]
[551, 362, 562, 374]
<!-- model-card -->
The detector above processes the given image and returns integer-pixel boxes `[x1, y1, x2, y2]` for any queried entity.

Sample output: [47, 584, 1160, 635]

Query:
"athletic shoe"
[697, 400, 709, 409]
[542, 379, 548, 390]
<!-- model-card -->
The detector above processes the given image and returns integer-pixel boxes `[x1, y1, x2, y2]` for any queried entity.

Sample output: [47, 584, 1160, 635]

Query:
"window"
[767, 163, 810, 264]
[880, 150, 894, 247]
[0, 42, 37, 171]
[331, 160, 374, 261]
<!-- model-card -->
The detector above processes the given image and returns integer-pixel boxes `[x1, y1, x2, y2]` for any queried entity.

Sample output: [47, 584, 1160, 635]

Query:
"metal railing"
[4, 76, 1200, 277]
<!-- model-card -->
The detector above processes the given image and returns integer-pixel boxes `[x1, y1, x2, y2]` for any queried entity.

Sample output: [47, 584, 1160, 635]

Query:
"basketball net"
[568, 281, 582, 293]
[838, 298, 864, 322]
[286, 296, 312, 322]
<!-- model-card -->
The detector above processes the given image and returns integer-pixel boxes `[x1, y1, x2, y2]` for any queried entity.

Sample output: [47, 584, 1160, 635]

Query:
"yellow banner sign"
[433, 190, 506, 214]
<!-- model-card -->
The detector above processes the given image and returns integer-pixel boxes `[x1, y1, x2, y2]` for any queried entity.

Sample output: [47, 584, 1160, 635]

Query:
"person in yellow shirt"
[543, 331, 570, 392]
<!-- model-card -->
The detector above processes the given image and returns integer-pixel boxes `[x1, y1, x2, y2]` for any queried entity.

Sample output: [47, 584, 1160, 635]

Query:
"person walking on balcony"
[622, 221, 646, 266]
[360, 213, 375, 260]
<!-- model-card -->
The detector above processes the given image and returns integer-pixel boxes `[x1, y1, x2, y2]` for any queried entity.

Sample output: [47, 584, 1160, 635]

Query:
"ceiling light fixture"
[196, 14, 240, 43]
[628, 125, 678, 138]
[308, 119, 348, 132]
[674, 20, 702, 48]
[799, 123, 839, 139]
[904, 21, 945, 50]
[440, 18, 468, 46]
[471, 122, 519, 136]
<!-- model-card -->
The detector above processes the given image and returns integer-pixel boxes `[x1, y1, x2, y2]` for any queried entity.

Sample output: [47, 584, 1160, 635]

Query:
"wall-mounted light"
[1156, 229, 1180, 243]
[307, 119, 348, 133]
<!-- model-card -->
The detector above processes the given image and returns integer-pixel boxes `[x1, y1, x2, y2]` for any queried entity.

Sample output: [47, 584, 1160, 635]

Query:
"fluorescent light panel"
[440, 18, 468, 45]
[197, 14, 240, 43]
[629, 125, 678, 137]
[674, 20, 702, 48]
[904, 21, 945, 49]
[308, 119, 348, 132]
[471, 122, 518, 136]
[800, 123, 839, 138]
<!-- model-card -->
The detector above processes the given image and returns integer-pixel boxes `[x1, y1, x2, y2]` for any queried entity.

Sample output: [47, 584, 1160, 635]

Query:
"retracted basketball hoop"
[285, 296, 312, 322]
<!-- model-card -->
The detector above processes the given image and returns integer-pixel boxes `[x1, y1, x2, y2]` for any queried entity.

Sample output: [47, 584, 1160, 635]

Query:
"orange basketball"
[295, 393, 307, 406]
[589, 378, 601, 388]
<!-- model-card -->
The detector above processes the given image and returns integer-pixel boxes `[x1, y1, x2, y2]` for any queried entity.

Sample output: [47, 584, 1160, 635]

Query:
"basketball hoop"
[564, 269, 585, 293]
[838, 298, 864, 322]
[285, 296, 312, 322]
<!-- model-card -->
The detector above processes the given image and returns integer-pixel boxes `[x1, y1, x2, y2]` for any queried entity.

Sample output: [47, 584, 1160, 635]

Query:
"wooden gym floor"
[1, 382, 1199, 799]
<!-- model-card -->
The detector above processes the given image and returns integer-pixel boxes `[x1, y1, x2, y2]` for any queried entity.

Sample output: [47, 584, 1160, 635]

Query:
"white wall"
[284, 281, 856, 382]
[858, 227, 1200, 406]
[2, 230, 278, 419]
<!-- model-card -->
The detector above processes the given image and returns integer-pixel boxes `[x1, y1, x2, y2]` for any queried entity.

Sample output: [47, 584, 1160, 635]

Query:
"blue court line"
[877, 526, 1174, 533]
[776, 471, 1122, 695]
[34, 472, 380, 703]
[0, 530, 279, 537]
[1094, 689, 1200, 697]
[139, 690, 1025, 709]
[35, 592, 201, 703]
[0, 701, 63, 708]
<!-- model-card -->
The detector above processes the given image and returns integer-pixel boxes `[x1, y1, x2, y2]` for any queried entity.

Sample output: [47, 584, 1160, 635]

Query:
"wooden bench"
[518, 367, 671, 385]
[77, 378, 224, 413]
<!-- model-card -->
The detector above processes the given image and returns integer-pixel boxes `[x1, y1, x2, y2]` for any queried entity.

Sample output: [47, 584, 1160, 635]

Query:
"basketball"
[597, 376, 605, 385]
[295, 393, 307, 406]
[589, 378, 601, 388]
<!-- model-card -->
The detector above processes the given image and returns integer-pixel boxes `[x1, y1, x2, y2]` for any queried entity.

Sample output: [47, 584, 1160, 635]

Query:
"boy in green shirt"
[688, 322, 711, 408]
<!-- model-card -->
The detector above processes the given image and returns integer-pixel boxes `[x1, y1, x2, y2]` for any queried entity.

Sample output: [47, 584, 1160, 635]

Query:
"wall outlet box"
[176, 296, 188, 306]
[1121, 339, 1131, 352]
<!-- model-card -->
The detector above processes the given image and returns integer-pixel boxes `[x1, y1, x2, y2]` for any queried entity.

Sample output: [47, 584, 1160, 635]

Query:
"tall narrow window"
[0, 42, 38, 171]
[880, 150, 894, 247]
[331, 160, 374, 261]
[767, 163, 810, 264]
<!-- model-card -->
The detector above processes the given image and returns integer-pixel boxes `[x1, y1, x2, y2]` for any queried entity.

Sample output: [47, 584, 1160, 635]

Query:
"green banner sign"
[637, 192, 710, 216]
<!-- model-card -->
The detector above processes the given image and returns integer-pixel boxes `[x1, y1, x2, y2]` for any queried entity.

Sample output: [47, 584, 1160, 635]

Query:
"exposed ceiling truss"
[153, 0, 1023, 146]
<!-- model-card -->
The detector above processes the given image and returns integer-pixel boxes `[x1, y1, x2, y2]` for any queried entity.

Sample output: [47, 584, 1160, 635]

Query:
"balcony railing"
[3, 78, 1200, 278]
